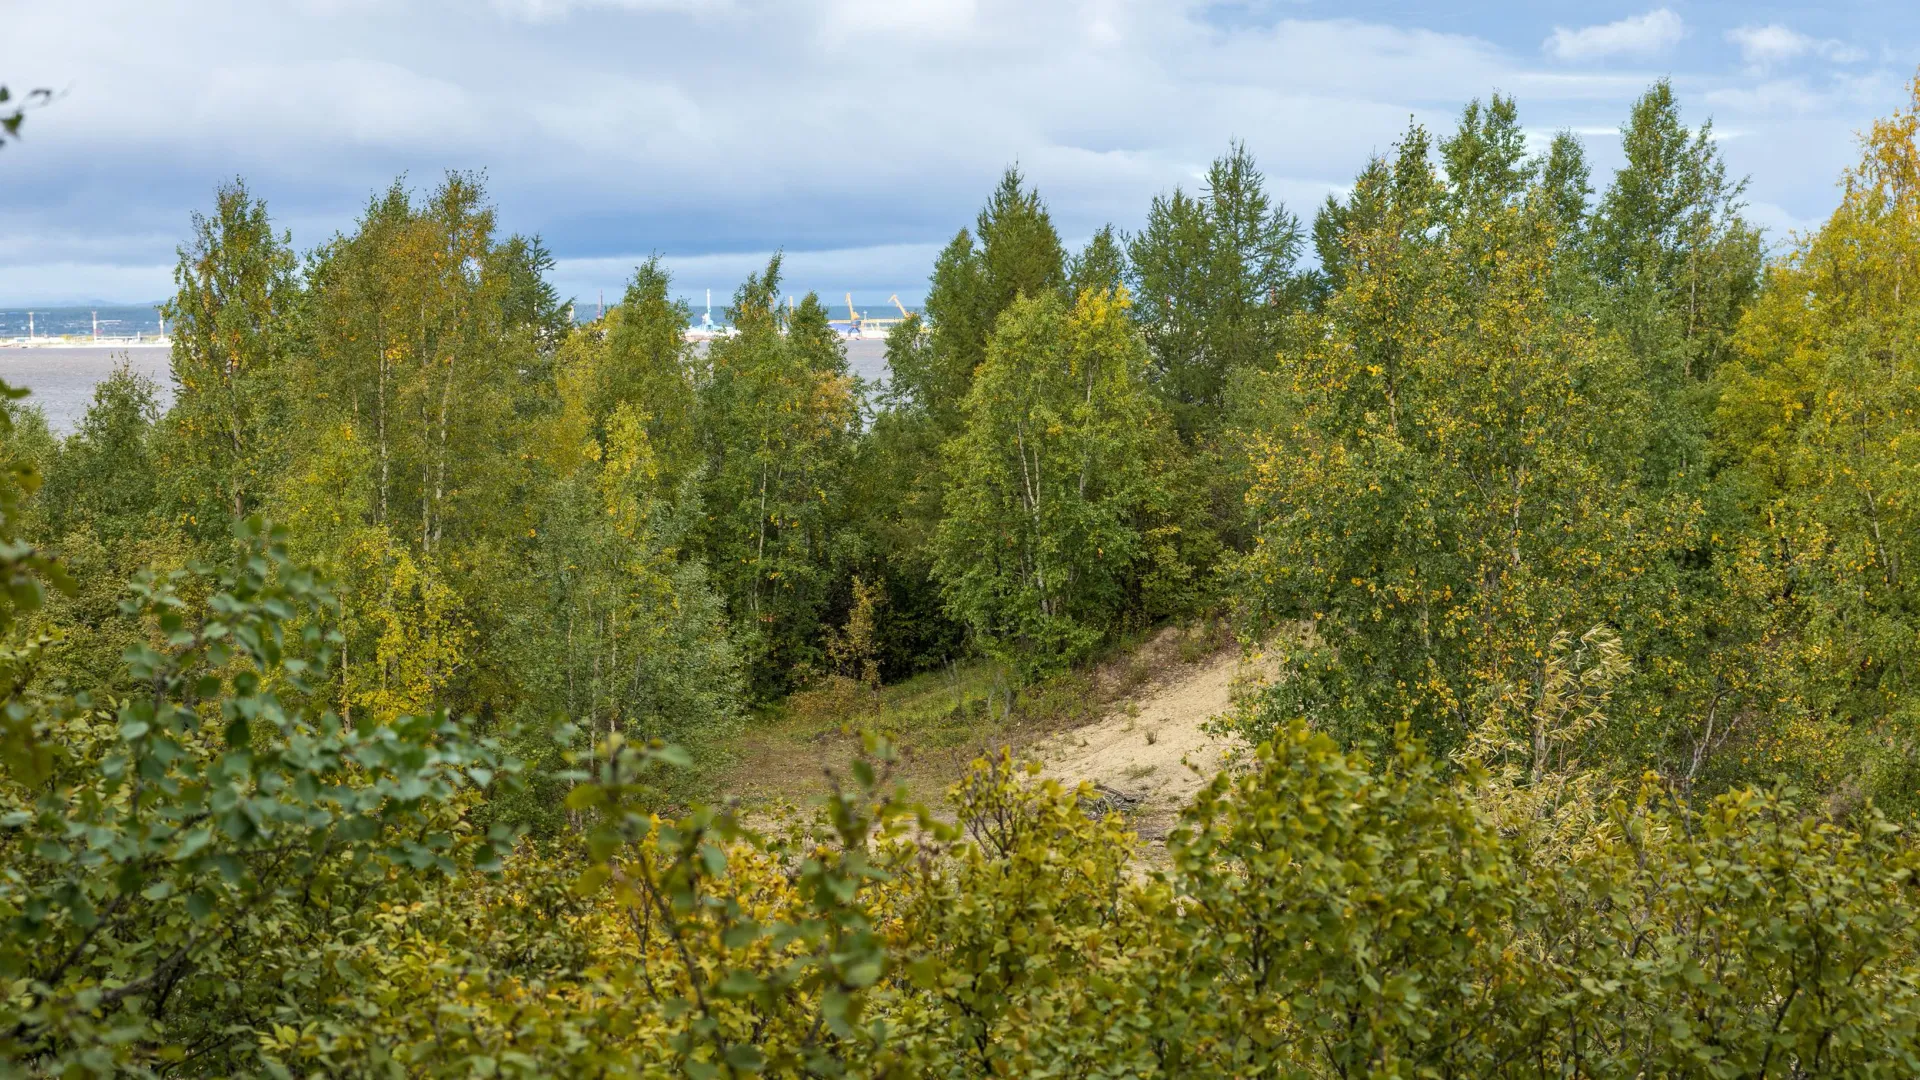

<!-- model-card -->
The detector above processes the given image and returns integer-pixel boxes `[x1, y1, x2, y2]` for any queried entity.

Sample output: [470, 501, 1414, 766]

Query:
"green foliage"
[28, 367, 191, 701]
[0, 84, 52, 148]
[0, 381, 74, 780]
[294, 172, 523, 558]
[1163, 722, 1920, 1076]
[844, 363, 965, 677]
[493, 232, 573, 357]
[27, 72, 1920, 1076]
[592, 257, 698, 478]
[108, 708, 1920, 1077]
[502, 396, 741, 824]
[934, 289, 1185, 675]
[0, 520, 520, 1073]
[160, 179, 299, 535]
[1589, 80, 1764, 488]
[1129, 142, 1308, 437]
[973, 166, 1068, 327]
[43, 362, 164, 543]
[907, 167, 1067, 432]
[1066, 223, 1127, 298]
[694, 259, 861, 694]
[1242, 115, 1671, 755]
[1713, 76, 1920, 811]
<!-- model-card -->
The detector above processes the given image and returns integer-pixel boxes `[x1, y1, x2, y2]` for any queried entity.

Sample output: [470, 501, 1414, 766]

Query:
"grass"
[721, 658, 1099, 809]
[718, 617, 1237, 812]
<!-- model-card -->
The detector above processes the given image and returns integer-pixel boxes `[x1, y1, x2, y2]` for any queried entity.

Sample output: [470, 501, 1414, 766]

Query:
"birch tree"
[934, 287, 1176, 674]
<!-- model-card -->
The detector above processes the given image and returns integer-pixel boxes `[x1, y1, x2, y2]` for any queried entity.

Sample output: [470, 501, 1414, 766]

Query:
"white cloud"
[1705, 79, 1823, 117]
[553, 243, 949, 302]
[824, 0, 977, 39]
[1705, 71, 1896, 119]
[491, 0, 729, 21]
[2, 0, 1913, 304]
[1544, 9, 1684, 62]
[1726, 25, 1865, 71]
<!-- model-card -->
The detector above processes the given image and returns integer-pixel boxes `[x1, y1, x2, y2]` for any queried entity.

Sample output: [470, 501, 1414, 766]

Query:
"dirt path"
[1032, 641, 1270, 839]
[720, 627, 1271, 840]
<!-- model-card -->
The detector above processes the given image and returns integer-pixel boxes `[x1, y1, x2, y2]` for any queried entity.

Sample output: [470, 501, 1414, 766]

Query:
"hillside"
[721, 624, 1265, 829]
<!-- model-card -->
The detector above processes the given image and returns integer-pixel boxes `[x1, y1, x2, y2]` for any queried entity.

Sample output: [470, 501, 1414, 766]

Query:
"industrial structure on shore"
[687, 291, 922, 343]
[0, 308, 171, 349]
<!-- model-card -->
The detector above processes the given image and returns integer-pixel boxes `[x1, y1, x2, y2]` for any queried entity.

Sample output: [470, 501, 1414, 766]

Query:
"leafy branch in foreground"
[0, 518, 521, 1073]
[0, 84, 53, 148]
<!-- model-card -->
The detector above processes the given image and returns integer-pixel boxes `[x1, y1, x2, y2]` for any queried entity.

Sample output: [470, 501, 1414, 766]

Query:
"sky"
[1, 0, 1916, 308]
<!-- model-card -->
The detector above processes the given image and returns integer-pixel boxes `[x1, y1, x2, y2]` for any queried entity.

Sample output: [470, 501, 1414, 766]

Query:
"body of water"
[691, 336, 889, 384]
[0, 305, 168, 340]
[842, 337, 889, 385]
[3, 338, 890, 437]
[1, 347, 173, 435]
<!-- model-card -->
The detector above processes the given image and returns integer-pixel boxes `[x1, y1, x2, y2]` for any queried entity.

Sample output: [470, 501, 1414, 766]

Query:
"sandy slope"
[1033, 641, 1271, 839]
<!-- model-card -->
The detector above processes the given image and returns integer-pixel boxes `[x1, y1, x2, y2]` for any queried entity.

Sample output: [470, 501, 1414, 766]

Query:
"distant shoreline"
[0, 337, 172, 350]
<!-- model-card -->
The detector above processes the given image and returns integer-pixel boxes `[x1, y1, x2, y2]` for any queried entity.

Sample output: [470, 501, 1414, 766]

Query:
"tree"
[503, 396, 739, 823]
[493, 233, 573, 359]
[853, 170, 1075, 680]
[296, 173, 526, 553]
[934, 288, 1179, 674]
[595, 255, 702, 478]
[1714, 75, 1920, 810]
[32, 365, 192, 699]
[903, 167, 1067, 431]
[1130, 143, 1307, 437]
[279, 174, 539, 725]
[43, 362, 163, 543]
[975, 165, 1068, 319]
[695, 258, 860, 693]
[1438, 95, 1532, 228]
[159, 179, 298, 535]
[1539, 131, 1594, 246]
[1590, 80, 1764, 487]
[820, 313, 965, 677]
[0, 522, 519, 1073]
[1241, 121, 1670, 754]
[1067, 224, 1127, 299]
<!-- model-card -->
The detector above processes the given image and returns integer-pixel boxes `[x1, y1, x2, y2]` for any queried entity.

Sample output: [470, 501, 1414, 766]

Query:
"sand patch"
[1032, 635, 1273, 840]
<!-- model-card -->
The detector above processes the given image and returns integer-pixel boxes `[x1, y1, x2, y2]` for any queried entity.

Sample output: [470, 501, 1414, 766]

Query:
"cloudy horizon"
[3, 0, 1915, 307]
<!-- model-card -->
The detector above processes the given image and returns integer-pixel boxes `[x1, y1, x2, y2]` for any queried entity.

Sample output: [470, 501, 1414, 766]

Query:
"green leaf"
[173, 827, 212, 861]
[653, 744, 693, 769]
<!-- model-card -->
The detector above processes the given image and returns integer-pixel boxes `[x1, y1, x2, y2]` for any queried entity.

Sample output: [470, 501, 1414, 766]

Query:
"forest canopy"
[8, 76, 1920, 1076]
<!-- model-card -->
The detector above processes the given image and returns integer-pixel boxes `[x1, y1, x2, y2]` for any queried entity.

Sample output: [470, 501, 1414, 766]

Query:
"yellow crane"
[845, 292, 863, 330]
[888, 294, 911, 319]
